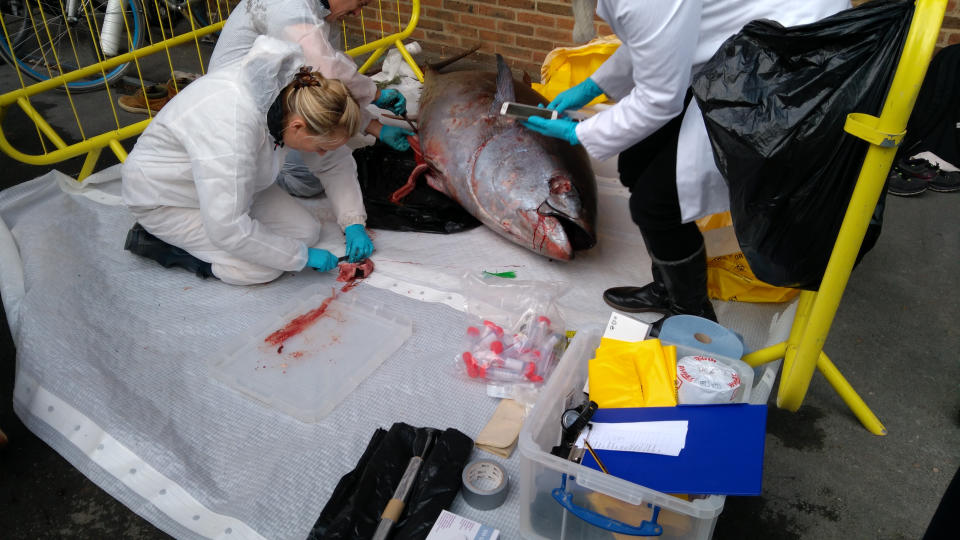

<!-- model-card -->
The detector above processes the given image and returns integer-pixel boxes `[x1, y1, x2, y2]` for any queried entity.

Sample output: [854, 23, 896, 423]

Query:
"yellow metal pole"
[0, 118, 150, 166]
[357, 45, 390, 74]
[778, 290, 816, 397]
[394, 40, 425, 82]
[0, 23, 224, 108]
[16, 97, 68, 149]
[346, 0, 423, 81]
[816, 352, 887, 435]
[777, 0, 946, 417]
[742, 342, 787, 368]
[108, 139, 128, 163]
[78, 147, 103, 180]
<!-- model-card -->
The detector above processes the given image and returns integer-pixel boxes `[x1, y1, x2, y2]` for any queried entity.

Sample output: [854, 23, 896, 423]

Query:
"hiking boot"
[603, 264, 671, 314]
[895, 156, 939, 179]
[886, 169, 927, 197]
[124, 223, 214, 278]
[928, 170, 960, 193]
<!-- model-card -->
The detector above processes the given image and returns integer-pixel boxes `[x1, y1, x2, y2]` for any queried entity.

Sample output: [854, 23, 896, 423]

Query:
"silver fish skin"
[414, 55, 597, 260]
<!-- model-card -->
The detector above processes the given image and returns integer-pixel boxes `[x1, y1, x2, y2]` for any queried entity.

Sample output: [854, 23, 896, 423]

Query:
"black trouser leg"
[604, 88, 715, 323]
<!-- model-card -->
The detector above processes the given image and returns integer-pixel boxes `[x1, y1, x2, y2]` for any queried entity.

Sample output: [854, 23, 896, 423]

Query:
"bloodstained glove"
[344, 224, 374, 262]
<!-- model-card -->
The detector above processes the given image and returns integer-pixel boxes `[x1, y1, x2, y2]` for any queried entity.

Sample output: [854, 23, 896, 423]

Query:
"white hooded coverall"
[122, 37, 367, 285]
[576, 0, 851, 223]
[209, 0, 378, 197]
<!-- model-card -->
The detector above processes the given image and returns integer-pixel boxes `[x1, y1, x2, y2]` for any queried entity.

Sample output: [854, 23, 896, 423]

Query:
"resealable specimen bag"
[308, 423, 473, 540]
[692, 0, 914, 289]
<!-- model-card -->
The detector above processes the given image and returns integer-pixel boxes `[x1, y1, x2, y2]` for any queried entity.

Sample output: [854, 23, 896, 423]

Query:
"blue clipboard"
[580, 404, 768, 495]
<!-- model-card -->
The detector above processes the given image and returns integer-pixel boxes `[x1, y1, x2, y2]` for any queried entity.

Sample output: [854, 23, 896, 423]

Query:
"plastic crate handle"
[551, 474, 663, 536]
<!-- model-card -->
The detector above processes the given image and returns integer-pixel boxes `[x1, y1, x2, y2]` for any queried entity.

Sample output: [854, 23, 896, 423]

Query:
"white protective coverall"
[576, 0, 851, 223]
[122, 36, 367, 285]
[209, 0, 378, 197]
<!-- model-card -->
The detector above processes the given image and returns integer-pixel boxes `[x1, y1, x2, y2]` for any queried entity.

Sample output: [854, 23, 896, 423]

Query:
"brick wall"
[345, 1, 960, 79]
[343, 1, 611, 79]
[936, 0, 959, 46]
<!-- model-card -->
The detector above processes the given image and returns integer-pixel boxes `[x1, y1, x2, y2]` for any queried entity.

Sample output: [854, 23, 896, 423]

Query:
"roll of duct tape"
[460, 459, 509, 510]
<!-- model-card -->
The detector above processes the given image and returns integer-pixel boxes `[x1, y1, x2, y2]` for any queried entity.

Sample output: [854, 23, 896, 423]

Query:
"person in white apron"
[209, 0, 412, 198]
[122, 37, 372, 285]
[525, 0, 850, 325]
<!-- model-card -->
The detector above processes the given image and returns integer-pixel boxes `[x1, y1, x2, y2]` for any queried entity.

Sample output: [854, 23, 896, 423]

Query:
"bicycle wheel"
[0, 0, 144, 92]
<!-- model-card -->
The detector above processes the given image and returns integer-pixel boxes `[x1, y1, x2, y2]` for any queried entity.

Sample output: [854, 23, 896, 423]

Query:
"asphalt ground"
[1, 39, 958, 540]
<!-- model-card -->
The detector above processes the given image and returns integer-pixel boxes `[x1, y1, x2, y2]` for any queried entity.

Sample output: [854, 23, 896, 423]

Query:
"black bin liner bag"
[692, 0, 914, 289]
[354, 142, 481, 234]
[308, 423, 474, 540]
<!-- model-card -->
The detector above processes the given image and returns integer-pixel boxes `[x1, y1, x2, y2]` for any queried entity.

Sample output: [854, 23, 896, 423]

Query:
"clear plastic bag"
[454, 273, 569, 395]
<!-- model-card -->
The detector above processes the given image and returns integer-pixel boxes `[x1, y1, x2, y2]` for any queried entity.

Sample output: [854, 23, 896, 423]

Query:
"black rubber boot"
[655, 243, 717, 323]
[602, 264, 672, 314]
[124, 223, 215, 279]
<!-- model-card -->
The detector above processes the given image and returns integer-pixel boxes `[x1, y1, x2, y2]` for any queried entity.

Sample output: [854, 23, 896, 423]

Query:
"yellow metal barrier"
[743, 0, 947, 435]
[0, 0, 422, 179]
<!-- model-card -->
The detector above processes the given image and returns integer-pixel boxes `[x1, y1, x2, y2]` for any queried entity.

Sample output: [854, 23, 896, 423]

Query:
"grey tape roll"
[460, 459, 509, 510]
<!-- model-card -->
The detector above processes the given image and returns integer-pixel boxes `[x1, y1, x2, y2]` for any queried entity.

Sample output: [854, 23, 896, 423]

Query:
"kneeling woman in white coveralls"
[122, 36, 374, 286]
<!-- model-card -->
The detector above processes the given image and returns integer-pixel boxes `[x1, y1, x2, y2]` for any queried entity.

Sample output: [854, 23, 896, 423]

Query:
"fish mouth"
[537, 173, 596, 252]
[537, 201, 596, 252]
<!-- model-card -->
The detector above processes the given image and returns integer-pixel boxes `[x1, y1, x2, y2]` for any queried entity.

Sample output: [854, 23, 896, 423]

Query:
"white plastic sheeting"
[0, 167, 795, 539]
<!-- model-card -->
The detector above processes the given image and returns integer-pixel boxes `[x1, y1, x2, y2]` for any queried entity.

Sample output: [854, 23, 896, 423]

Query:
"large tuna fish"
[394, 54, 597, 260]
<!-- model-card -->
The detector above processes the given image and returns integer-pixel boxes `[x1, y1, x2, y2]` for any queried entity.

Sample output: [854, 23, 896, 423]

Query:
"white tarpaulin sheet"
[0, 167, 794, 539]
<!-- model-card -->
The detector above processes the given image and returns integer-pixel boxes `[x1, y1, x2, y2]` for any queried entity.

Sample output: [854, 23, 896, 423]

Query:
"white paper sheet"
[576, 420, 689, 457]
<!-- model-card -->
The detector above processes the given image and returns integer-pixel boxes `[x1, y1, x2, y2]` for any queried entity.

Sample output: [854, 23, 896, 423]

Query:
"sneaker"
[896, 157, 939, 179]
[928, 170, 960, 193]
[118, 84, 173, 115]
[117, 76, 194, 115]
[886, 169, 927, 197]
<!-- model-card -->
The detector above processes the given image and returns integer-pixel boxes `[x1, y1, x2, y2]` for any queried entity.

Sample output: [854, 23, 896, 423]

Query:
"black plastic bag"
[308, 423, 473, 540]
[692, 0, 914, 289]
[353, 143, 481, 234]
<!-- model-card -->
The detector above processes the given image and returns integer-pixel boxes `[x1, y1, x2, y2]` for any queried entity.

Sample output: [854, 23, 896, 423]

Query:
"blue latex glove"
[373, 88, 407, 115]
[523, 116, 580, 146]
[305, 248, 338, 272]
[547, 77, 603, 113]
[344, 224, 374, 262]
[379, 125, 414, 151]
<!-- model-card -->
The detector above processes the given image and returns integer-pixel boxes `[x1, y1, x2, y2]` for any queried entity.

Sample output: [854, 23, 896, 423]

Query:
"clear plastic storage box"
[517, 328, 778, 539]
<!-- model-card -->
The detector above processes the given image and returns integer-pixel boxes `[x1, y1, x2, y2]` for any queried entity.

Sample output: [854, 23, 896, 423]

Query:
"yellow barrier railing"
[742, 0, 947, 435]
[0, 0, 422, 179]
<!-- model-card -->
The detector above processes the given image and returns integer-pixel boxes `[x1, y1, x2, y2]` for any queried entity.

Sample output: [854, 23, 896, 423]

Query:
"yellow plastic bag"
[588, 359, 644, 409]
[696, 212, 800, 303]
[632, 340, 677, 407]
[589, 338, 677, 408]
[589, 338, 644, 408]
[531, 35, 620, 106]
